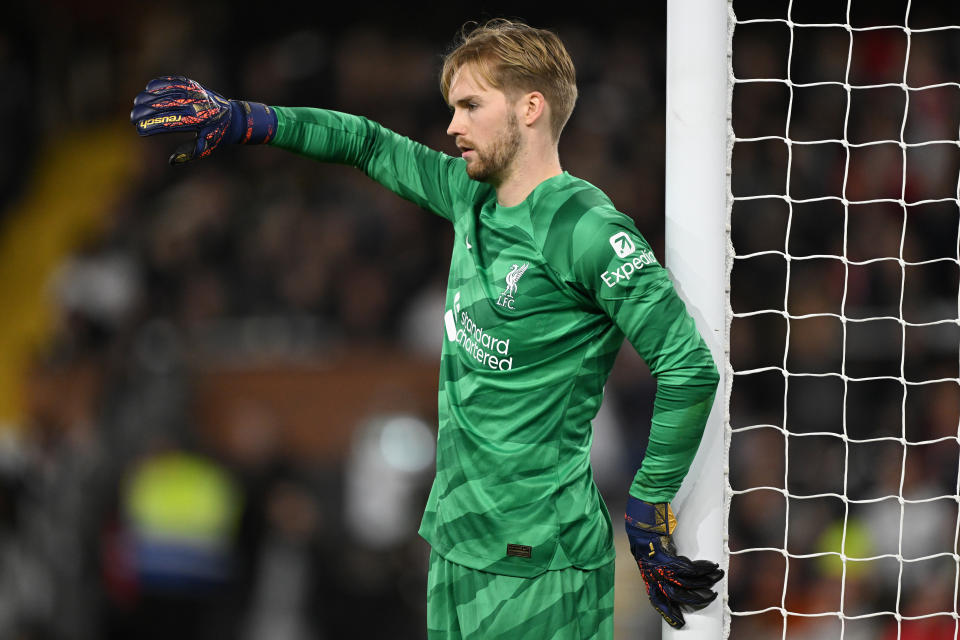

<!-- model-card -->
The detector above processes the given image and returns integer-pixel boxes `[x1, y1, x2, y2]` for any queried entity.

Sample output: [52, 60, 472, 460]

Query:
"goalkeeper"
[131, 18, 722, 639]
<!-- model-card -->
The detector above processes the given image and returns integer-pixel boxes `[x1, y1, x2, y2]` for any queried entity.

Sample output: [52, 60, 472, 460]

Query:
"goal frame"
[663, 0, 733, 638]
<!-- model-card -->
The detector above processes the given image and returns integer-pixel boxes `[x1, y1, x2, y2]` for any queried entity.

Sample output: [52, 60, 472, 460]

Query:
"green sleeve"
[269, 106, 477, 222]
[571, 208, 719, 503]
[616, 280, 718, 503]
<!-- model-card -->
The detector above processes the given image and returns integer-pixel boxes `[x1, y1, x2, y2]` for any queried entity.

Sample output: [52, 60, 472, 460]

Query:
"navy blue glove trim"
[235, 101, 277, 145]
[625, 495, 676, 535]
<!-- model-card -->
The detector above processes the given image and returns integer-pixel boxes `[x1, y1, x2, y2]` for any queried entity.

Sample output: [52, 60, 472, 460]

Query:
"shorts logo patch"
[506, 543, 532, 558]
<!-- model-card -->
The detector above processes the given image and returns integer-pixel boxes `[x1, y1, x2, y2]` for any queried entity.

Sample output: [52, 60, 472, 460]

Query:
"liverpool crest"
[496, 263, 528, 310]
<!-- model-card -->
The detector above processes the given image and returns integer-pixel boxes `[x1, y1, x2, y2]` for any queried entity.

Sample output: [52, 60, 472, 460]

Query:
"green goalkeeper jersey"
[271, 107, 719, 578]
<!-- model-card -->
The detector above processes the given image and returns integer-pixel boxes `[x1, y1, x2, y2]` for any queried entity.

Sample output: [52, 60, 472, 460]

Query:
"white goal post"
[663, 0, 732, 638]
[666, 1, 960, 639]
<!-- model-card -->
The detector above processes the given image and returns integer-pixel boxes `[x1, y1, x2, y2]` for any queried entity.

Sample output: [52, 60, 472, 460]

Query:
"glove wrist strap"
[232, 101, 277, 145]
[625, 496, 677, 535]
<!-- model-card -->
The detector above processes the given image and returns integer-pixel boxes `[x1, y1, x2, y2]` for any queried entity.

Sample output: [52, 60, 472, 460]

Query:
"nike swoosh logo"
[465, 237, 473, 250]
[444, 309, 458, 341]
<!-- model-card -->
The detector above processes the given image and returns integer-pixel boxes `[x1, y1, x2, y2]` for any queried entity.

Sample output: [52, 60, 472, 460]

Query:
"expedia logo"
[601, 250, 658, 288]
[139, 115, 182, 128]
[609, 232, 636, 258]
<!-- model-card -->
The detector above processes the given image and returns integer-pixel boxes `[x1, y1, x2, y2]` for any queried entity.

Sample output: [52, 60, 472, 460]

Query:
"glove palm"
[130, 76, 276, 165]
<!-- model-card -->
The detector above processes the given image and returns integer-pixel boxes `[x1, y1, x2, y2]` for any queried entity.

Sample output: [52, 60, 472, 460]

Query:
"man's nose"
[447, 111, 464, 137]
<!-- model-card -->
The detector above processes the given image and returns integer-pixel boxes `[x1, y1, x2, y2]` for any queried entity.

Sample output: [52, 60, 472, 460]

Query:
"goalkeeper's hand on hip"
[130, 76, 276, 165]
[625, 496, 724, 628]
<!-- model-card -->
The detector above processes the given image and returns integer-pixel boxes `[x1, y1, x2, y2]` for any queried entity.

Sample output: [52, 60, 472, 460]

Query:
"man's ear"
[521, 91, 548, 127]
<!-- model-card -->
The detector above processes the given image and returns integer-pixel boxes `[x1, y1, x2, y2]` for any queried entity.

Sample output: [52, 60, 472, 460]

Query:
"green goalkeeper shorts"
[426, 549, 615, 639]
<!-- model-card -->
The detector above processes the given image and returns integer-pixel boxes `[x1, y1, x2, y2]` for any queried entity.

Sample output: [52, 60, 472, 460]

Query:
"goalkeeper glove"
[625, 496, 724, 628]
[130, 76, 276, 165]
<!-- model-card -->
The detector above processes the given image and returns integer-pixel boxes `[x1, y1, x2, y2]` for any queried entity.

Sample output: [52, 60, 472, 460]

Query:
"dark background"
[728, 1, 960, 639]
[0, 1, 957, 639]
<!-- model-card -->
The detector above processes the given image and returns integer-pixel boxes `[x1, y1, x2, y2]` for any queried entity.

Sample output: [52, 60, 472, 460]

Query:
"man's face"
[446, 65, 522, 184]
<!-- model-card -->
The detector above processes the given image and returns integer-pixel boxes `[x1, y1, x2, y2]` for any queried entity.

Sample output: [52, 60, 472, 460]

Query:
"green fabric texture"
[426, 550, 615, 640]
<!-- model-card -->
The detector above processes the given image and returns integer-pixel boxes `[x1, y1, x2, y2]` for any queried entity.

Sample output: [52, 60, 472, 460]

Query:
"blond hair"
[441, 19, 578, 140]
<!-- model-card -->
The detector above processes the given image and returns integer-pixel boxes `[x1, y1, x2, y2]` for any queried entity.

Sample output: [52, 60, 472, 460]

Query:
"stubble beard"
[466, 111, 522, 185]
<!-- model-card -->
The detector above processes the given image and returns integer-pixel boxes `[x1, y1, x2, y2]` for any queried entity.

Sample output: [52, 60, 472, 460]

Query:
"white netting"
[726, 1, 960, 638]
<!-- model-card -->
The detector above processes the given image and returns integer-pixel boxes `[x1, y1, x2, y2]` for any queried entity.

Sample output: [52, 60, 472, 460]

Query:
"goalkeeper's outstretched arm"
[130, 76, 471, 222]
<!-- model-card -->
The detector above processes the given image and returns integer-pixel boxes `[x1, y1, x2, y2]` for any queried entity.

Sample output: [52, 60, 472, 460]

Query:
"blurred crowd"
[2, 1, 958, 639]
[728, 2, 960, 639]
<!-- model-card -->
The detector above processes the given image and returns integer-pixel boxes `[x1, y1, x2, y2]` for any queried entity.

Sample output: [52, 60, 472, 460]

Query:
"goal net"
[726, 1, 960, 639]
